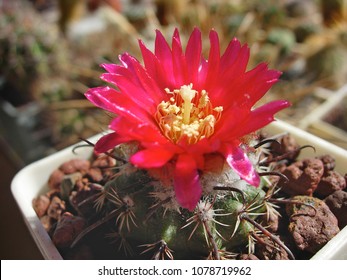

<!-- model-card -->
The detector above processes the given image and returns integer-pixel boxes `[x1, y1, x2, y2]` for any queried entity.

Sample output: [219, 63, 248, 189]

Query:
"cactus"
[38, 28, 296, 260]
[56, 135, 295, 260]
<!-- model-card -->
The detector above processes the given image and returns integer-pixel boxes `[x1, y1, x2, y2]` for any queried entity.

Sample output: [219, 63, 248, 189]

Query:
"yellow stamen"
[155, 84, 223, 144]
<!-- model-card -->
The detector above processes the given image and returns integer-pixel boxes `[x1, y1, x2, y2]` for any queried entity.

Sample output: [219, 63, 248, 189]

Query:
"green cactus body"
[100, 168, 268, 259]
[214, 187, 266, 251]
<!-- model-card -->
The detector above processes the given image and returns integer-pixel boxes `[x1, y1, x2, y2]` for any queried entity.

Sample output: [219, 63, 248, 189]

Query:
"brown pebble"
[32, 195, 50, 217]
[59, 159, 91, 175]
[286, 196, 340, 254]
[255, 235, 290, 260]
[315, 170, 346, 197]
[47, 196, 66, 220]
[318, 155, 336, 173]
[324, 190, 347, 228]
[92, 154, 116, 168]
[69, 183, 102, 217]
[87, 167, 103, 182]
[40, 215, 53, 232]
[52, 212, 86, 249]
[48, 169, 65, 190]
[270, 134, 301, 162]
[280, 158, 324, 196]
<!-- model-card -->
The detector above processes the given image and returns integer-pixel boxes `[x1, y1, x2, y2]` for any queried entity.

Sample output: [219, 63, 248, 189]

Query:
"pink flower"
[85, 28, 290, 211]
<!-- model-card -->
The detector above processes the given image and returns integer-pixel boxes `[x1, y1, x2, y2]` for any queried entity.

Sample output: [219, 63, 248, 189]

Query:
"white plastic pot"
[11, 120, 347, 260]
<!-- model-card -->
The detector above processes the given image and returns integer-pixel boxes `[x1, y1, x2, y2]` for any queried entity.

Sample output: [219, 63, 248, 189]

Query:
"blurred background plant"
[1, 0, 347, 167]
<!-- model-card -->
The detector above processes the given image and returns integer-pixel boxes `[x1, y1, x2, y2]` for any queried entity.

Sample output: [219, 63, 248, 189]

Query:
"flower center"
[155, 84, 223, 144]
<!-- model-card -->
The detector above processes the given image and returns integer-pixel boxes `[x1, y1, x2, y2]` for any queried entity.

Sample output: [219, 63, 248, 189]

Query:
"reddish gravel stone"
[59, 159, 91, 175]
[271, 134, 301, 162]
[52, 212, 86, 249]
[286, 196, 340, 254]
[40, 215, 53, 232]
[92, 154, 117, 168]
[318, 155, 336, 173]
[280, 158, 324, 196]
[48, 169, 65, 190]
[87, 167, 103, 182]
[255, 235, 290, 260]
[32, 195, 50, 217]
[324, 190, 347, 228]
[70, 183, 102, 217]
[47, 196, 66, 220]
[315, 170, 346, 197]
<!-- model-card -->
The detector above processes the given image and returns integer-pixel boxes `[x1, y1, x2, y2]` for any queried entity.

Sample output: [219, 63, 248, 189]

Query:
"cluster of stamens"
[155, 84, 223, 144]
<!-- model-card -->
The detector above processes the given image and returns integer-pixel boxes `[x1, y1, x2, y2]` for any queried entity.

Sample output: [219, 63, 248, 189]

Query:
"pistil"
[179, 84, 196, 125]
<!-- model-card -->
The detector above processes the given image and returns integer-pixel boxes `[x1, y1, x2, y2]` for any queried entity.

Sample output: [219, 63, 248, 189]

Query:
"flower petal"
[220, 38, 241, 72]
[155, 30, 174, 82]
[139, 39, 172, 89]
[237, 63, 282, 107]
[221, 39, 249, 75]
[101, 73, 157, 112]
[94, 132, 129, 154]
[185, 28, 202, 86]
[205, 30, 220, 90]
[101, 63, 121, 74]
[214, 100, 290, 142]
[85, 29, 291, 205]
[233, 100, 291, 137]
[130, 147, 174, 168]
[108, 116, 168, 145]
[221, 143, 260, 186]
[85, 86, 154, 124]
[174, 154, 202, 211]
[119, 53, 165, 103]
[172, 28, 187, 86]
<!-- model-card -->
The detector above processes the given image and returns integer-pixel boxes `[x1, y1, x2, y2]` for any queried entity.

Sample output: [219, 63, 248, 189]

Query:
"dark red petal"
[221, 41, 249, 75]
[212, 64, 281, 110]
[130, 147, 174, 168]
[220, 38, 242, 72]
[119, 53, 165, 103]
[139, 40, 174, 89]
[185, 28, 202, 86]
[205, 30, 220, 90]
[212, 106, 248, 140]
[139, 39, 157, 77]
[172, 30, 187, 86]
[238, 63, 282, 106]
[221, 144, 260, 186]
[197, 58, 208, 89]
[108, 116, 168, 144]
[94, 132, 129, 154]
[174, 154, 202, 211]
[210, 42, 250, 106]
[233, 100, 291, 137]
[101, 73, 157, 112]
[101, 63, 123, 74]
[85, 86, 154, 124]
[155, 30, 174, 82]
